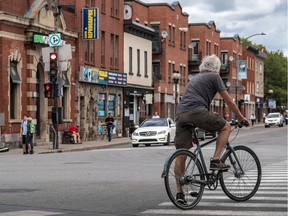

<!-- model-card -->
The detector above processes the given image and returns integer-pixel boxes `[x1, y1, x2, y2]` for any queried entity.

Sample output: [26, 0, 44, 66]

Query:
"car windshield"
[267, 113, 280, 118]
[140, 118, 168, 127]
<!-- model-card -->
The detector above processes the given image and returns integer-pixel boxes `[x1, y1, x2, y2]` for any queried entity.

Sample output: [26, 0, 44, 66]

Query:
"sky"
[143, 0, 288, 56]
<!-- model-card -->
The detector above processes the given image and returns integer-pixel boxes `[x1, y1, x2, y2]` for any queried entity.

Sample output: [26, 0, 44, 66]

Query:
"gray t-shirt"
[176, 72, 226, 115]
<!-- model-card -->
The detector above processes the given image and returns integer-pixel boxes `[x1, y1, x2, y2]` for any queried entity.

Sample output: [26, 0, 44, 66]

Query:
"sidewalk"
[2, 137, 132, 156]
[1, 122, 266, 156]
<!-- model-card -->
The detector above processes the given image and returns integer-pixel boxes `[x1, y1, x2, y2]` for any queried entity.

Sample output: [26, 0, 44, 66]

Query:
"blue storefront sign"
[82, 8, 99, 40]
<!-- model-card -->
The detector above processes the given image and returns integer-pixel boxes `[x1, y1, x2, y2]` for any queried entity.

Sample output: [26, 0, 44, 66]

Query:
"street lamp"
[172, 70, 181, 116]
[234, 32, 266, 113]
[268, 89, 274, 113]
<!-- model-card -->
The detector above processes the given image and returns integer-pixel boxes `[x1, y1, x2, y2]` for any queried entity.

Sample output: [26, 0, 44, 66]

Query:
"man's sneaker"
[176, 192, 187, 205]
[210, 159, 231, 171]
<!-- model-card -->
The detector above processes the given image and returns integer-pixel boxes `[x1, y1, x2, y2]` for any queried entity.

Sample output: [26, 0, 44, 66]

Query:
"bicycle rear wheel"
[164, 149, 205, 210]
[220, 145, 262, 201]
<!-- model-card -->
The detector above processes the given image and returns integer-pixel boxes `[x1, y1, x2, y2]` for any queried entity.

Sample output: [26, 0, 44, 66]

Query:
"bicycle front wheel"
[164, 149, 205, 210]
[220, 145, 262, 201]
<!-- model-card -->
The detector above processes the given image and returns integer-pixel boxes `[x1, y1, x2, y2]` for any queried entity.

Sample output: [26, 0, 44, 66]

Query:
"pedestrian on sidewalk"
[26, 117, 35, 154]
[250, 114, 256, 127]
[68, 125, 81, 144]
[20, 114, 28, 154]
[105, 112, 114, 142]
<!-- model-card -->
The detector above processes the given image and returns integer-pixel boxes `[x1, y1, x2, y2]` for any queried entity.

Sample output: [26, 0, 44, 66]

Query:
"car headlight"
[158, 130, 166, 135]
[132, 132, 139, 136]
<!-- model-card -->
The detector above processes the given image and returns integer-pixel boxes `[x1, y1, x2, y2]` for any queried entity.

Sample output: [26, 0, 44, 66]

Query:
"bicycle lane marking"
[142, 160, 288, 215]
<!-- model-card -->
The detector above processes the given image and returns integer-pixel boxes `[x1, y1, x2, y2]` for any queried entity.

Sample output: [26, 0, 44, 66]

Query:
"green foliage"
[264, 51, 288, 107]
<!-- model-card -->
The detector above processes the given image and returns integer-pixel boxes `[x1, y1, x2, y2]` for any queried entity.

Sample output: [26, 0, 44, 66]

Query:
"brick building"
[0, 0, 77, 148]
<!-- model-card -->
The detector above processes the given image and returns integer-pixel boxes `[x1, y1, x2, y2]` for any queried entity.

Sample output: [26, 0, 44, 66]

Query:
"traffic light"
[44, 82, 54, 99]
[50, 52, 58, 82]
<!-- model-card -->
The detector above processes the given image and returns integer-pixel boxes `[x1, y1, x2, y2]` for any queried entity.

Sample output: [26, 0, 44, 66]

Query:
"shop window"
[98, 93, 106, 117]
[10, 61, 21, 120]
[108, 94, 116, 116]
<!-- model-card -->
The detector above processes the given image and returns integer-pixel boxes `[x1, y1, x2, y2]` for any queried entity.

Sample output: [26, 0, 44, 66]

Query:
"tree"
[264, 51, 288, 111]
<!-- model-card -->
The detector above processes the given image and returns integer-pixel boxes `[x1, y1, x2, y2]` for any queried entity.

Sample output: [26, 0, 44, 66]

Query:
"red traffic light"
[50, 53, 58, 72]
[50, 53, 57, 60]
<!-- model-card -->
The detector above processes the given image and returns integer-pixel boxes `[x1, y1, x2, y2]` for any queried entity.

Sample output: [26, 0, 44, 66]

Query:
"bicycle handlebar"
[230, 119, 249, 128]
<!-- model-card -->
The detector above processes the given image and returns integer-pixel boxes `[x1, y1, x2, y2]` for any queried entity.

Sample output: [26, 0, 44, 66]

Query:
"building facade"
[0, 0, 77, 148]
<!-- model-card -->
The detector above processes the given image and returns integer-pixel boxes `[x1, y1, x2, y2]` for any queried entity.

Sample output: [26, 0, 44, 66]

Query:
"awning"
[10, 62, 21, 84]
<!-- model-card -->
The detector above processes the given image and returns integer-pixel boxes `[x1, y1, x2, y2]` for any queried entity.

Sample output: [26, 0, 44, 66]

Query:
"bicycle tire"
[164, 149, 205, 210]
[220, 145, 262, 201]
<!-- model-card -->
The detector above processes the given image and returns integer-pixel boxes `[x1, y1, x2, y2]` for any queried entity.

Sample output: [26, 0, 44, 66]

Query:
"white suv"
[265, 112, 284, 127]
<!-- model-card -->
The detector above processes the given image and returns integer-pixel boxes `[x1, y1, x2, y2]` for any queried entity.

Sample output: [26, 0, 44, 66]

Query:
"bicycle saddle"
[181, 122, 197, 129]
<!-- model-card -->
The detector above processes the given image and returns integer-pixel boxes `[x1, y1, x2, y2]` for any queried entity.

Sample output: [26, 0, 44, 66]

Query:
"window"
[101, 31, 105, 66]
[89, 40, 94, 64]
[183, 66, 186, 84]
[86, 0, 90, 5]
[91, 0, 95, 7]
[180, 31, 186, 49]
[180, 65, 183, 84]
[129, 47, 133, 74]
[168, 62, 171, 82]
[168, 25, 171, 44]
[110, 34, 114, 67]
[84, 40, 94, 64]
[101, 0, 105, 13]
[10, 61, 21, 119]
[221, 52, 228, 64]
[110, 34, 119, 69]
[115, 35, 119, 68]
[151, 24, 161, 53]
[108, 94, 116, 116]
[98, 93, 106, 117]
[214, 44, 218, 56]
[144, 51, 148, 77]
[152, 62, 161, 81]
[172, 26, 175, 45]
[110, 0, 119, 17]
[137, 49, 140, 76]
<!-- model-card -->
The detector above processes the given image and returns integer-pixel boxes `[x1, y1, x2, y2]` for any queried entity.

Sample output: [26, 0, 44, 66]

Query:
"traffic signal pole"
[52, 0, 60, 149]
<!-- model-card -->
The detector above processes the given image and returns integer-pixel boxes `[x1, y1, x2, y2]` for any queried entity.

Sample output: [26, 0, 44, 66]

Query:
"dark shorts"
[174, 107, 226, 149]
[22, 135, 26, 144]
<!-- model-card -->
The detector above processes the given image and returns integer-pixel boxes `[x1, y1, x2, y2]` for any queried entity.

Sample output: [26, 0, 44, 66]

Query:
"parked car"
[196, 128, 217, 141]
[131, 118, 176, 147]
[265, 112, 284, 127]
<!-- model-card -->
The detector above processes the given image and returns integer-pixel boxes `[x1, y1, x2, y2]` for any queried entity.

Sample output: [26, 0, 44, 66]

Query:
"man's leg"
[107, 126, 111, 141]
[213, 122, 231, 160]
[72, 133, 77, 143]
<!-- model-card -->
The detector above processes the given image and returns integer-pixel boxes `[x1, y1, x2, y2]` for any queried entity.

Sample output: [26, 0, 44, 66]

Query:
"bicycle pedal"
[190, 192, 198, 197]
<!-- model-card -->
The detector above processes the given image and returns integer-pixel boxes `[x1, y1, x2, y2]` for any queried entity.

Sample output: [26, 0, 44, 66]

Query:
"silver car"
[131, 118, 176, 147]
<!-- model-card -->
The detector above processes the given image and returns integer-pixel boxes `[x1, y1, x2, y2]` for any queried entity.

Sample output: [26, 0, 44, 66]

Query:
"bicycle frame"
[162, 127, 245, 180]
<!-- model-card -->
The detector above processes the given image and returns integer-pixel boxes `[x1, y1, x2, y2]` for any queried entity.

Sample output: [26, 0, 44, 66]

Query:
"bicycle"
[161, 120, 262, 210]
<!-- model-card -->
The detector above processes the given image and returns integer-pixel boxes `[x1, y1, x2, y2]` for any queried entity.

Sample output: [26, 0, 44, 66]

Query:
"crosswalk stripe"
[0, 210, 64, 216]
[158, 202, 287, 208]
[142, 209, 287, 216]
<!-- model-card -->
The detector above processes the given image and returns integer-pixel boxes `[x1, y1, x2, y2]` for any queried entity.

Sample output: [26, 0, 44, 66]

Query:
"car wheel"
[164, 134, 170, 146]
[132, 144, 139, 147]
[145, 144, 151, 147]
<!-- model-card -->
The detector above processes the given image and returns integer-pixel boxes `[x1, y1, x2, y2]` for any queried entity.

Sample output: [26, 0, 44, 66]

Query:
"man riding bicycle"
[174, 54, 249, 204]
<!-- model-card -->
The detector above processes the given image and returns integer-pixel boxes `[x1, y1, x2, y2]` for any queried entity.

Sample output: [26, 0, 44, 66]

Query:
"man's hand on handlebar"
[239, 118, 250, 127]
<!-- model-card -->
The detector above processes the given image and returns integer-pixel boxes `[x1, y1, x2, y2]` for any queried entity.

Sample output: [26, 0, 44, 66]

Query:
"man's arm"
[219, 90, 248, 123]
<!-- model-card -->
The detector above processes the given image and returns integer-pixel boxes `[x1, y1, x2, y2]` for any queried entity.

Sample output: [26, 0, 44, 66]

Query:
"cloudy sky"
[144, 0, 288, 56]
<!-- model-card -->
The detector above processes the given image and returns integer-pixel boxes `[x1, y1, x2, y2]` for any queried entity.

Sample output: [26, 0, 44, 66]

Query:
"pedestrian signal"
[44, 82, 54, 99]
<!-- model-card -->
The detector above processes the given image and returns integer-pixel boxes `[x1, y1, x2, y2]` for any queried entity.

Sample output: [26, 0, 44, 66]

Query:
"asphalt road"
[0, 126, 287, 216]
